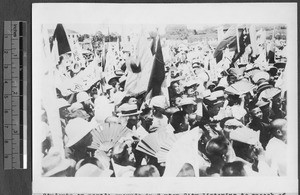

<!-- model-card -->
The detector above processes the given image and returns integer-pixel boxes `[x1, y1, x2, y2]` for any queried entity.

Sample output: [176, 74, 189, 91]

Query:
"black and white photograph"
[32, 3, 298, 194]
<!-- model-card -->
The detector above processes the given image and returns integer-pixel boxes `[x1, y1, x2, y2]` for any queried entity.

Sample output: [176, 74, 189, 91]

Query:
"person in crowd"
[65, 118, 95, 162]
[41, 26, 288, 178]
[168, 79, 183, 107]
[117, 103, 141, 131]
[111, 142, 136, 177]
[68, 91, 94, 121]
[148, 95, 169, 132]
[170, 97, 196, 133]
[205, 136, 236, 176]
[133, 165, 160, 177]
[42, 147, 76, 177]
[221, 161, 247, 176]
[265, 118, 287, 176]
[247, 103, 271, 149]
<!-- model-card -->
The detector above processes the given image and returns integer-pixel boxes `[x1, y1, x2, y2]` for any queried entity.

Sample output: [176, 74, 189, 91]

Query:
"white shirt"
[265, 137, 287, 176]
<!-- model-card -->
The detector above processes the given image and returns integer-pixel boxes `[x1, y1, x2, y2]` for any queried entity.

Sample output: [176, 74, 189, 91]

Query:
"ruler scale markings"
[3, 21, 27, 169]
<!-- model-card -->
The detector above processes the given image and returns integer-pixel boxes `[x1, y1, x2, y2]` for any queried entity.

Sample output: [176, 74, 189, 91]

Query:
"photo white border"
[32, 3, 298, 194]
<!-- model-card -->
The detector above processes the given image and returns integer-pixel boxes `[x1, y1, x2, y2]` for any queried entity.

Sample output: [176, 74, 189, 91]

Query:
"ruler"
[3, 21, 27, 169]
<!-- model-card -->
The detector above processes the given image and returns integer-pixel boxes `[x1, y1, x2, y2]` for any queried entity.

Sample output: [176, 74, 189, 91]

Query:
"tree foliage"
[165, 24, 189, 40]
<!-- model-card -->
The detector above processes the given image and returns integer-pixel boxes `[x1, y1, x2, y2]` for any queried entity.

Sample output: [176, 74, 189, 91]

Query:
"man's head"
[117, 103, 141, 129]
[221, 161, 247, 176]
[171, 81, 181, 94]
[270, 118, 287, 143]
[133, 165, 160, 177]
[112, 142, 136, 167]
[250, 107, 263, 120]
[223, 119, 244, 139]
[176, 163, 195, 177]
[65, 118, 95, 148]
[180, 97, 197, 114]
[171, 111, 189, 133]
[206, 136, 229, 158]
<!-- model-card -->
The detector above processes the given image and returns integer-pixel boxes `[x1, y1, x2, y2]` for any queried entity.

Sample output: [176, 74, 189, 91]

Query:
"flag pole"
[236, 25, 240, 53]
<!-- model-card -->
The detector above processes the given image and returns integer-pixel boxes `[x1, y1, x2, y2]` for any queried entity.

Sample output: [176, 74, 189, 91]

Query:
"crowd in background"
[40, 24, 287, 177]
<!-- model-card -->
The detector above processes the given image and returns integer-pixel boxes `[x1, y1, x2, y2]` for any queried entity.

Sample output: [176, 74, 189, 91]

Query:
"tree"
[165, 24, 189, 40]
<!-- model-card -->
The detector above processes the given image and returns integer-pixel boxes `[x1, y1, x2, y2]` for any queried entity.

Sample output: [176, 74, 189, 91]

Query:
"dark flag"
[213, 25, 238, 63]
[150, 36, 156, 56]
[147, 38, 165, 97]
[51, 24, 71, 56]
[230, 29, 250, 66]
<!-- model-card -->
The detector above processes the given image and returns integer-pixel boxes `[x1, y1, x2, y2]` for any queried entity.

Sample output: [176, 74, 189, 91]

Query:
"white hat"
[57, 98, 70, 108]
[119, 75, 127, 84]
[230, 127, 260, 145]
[76, 92, 91, 103]
[117, 103, 142, 117]
[252, 71, 270, 84]
[184, 80, 198, 88]
[258, 87, 281, 101]
[201, 89, 211, 98]
[149, 95, 168, 109]
[75, 163, 113, 177]
[42, 148, 75, 177]
[179, 97, 196, 106]
[224, 119, 244, 127]
[65, 118, 95, 147]
[68, 102, 83, 112]
[210, 90, 224, 99]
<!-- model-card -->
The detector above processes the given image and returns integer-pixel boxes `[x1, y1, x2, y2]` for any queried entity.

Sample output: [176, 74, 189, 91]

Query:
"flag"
[147, 37, 165, 97]
[249, 25, 259, 56]
[124, 30, 153, 96]
[267, 26, 276, 63]
[51, 24, 71, 56]
[213, 25, 239, 63]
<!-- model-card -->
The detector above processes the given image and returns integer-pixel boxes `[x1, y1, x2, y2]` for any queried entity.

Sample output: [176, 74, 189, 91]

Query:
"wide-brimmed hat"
[203, 90, 225, 107]
[42, 148, 75, 177]
[255, 100, 270, 108]
[179, 97, 196, 106]
[114, 69, 125, 77]
[149, 95, 168, 109]
[252, 71, 270, 84]
[184, 80, 199, 89]
[75, 163, 113, 177]
[258, 87, 281, 101]
[224, 118, 244, 127]
[170, 75, 184, 85]
[57, 98, 70, 109]
[76, 92, 91, 103]
[225, 80, 256, 95]
[117, 103, 142, 117]
[107, 75, 121, 86]
[230, 127, 260, 145]
[118, 74, 127, 84]
[65, 118, 95, 147]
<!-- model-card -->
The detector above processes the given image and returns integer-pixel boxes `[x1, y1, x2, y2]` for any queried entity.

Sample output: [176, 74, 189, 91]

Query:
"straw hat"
[65, 118, 95, 147]
[184, 80, 198, 89]
[149, 95, 168, 109]
[42, 148, 75, 177]
[252, 71, 270, 84]
[179, 97, 196, 106]
[76, 92, 91, 103]
[224, 119, 244, 127]
[117, 103, 142, 117]
[75, 163, 113, 177]
[258, 87, 281, 101]
[230, 127, 260, 145]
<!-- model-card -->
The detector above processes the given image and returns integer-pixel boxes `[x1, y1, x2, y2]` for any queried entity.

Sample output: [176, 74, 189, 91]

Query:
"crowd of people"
[40, 24, 288, 177]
